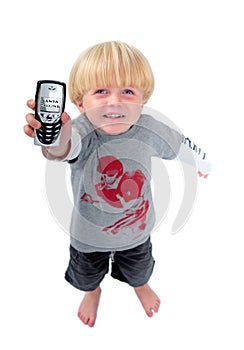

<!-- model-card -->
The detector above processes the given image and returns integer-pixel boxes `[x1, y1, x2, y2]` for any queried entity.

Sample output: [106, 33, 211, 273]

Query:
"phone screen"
[39, 97, 61, 113]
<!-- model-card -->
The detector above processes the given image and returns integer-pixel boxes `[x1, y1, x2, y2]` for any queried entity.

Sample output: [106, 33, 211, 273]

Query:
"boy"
[24, 41, 211, 327]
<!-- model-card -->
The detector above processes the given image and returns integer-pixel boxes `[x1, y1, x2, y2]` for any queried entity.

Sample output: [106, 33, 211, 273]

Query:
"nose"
[107, 92, 122, 105]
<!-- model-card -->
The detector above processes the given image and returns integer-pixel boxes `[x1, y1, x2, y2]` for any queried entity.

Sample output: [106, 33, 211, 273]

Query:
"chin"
[100, 123, 132, 135]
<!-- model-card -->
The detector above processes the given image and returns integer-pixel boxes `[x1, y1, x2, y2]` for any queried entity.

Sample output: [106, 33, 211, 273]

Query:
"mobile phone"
[34, 80, 66, 146]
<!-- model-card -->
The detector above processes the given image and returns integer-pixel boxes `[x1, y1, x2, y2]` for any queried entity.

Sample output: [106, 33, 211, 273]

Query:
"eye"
[95, 89, 107, 95]
[122, 89, 134, 95]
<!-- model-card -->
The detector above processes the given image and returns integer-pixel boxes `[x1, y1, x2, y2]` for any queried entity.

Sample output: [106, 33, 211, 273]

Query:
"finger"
[61, 111, 71, 124]
[23, 124, 35, 138]
[27, 99, 35, 110]
[25, 113, 41, 129]
[59, 112, 72, 145]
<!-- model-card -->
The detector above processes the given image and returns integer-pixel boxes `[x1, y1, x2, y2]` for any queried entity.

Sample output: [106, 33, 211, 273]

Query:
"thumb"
[59, 112, 72, 146]
[61, 111, 71, 124]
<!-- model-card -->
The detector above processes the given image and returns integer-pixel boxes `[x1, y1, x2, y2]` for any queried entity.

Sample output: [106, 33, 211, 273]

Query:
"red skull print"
[95, 156, 149, 235]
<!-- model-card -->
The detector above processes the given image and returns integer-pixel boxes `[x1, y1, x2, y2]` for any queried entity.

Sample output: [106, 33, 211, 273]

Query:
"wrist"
[42, 140, 71, 160]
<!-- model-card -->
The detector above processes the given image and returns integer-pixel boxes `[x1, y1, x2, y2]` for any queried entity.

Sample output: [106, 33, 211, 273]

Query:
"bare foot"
[77, 287, 101, 327]
[134, 284, 161, 317]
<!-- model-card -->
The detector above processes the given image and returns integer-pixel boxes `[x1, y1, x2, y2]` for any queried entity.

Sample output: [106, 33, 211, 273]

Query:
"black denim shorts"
[65, 238, 155, 291]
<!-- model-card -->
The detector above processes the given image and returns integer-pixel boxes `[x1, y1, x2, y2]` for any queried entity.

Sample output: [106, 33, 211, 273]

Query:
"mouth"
[103, 114, 126, 119]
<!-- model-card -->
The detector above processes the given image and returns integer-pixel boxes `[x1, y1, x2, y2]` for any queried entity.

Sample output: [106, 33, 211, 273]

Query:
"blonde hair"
[69, 41, 154, 104]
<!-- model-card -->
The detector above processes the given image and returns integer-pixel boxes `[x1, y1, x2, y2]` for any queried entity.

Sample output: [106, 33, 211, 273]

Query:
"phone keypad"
[35, 113, 62, 145]
[39, 113, 61, 123]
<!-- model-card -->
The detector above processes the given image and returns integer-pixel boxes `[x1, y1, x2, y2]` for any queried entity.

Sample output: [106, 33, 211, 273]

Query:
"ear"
[76, 102, 85, 114]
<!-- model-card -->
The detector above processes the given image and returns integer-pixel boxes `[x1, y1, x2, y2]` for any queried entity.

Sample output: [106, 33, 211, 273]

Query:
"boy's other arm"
[24, 99, 72, 161]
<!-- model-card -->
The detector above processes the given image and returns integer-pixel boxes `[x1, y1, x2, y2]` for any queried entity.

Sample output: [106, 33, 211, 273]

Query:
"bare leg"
[77, 286, 101, 327]
[134, 283, 161, 317]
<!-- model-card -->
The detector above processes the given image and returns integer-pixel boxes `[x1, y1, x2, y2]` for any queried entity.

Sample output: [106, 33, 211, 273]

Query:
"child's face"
[76, 87, 144, 135]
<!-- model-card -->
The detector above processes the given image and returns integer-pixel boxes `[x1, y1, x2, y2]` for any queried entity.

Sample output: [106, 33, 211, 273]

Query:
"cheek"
[85, 111, 100, 125]
[85, 108, 105, 129]
[83, 100, 105, 115]
[127, 103, 143, 118]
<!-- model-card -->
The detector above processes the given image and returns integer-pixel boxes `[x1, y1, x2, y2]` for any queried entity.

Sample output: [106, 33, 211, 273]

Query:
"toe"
[146, 309, 153, 317]
[153, 306, 159, 313]
[88, 319, 95, 327]
[82, 316, 89, 325]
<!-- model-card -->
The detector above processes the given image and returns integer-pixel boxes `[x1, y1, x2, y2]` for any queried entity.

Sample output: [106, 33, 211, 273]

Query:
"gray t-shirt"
[68, 114, 182, 252]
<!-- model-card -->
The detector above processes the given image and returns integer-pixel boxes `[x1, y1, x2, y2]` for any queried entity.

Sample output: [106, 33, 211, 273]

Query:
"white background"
[1, 0, 244, 348]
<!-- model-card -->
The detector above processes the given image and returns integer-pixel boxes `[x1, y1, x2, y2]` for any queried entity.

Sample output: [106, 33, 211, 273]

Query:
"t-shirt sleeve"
[139, 115, 182, 160]
[63, 128, 82, 162]
[177, 136, 212, 177]
[139, 115, 211, 176]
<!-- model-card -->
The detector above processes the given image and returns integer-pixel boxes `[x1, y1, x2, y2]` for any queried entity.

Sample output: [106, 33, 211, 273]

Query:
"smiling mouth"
[103, 114, 126, 119]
